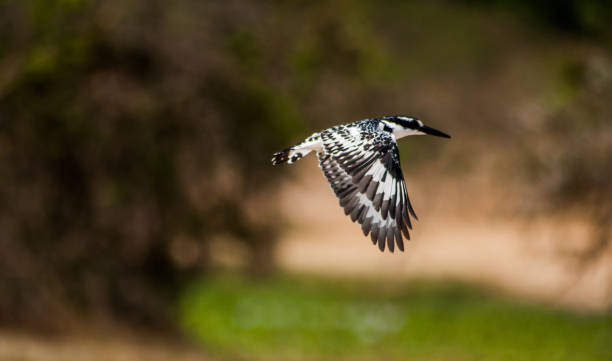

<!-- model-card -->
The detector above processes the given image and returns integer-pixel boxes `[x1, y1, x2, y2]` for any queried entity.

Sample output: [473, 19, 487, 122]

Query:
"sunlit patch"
[179, 275, 612, 361]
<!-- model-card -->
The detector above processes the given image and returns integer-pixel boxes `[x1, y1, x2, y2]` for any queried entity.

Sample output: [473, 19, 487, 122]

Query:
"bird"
[271, 115, 450, 252]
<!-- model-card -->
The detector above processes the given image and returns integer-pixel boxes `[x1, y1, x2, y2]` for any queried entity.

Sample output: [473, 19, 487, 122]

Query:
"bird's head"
[380, 115, 451, 140]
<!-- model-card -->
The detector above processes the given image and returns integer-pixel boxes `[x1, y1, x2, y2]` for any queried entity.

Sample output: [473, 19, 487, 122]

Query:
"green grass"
[178, 274, 612, 361]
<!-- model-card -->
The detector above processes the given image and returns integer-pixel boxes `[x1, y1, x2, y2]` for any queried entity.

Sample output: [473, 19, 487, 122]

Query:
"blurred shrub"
[0, 0, 304, 328]
[0, 0, 399, 329]
[519, 55, 612, 267]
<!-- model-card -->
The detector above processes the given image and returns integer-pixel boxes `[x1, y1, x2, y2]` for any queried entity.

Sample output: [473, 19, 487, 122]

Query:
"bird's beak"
[420, 125, 451, 139]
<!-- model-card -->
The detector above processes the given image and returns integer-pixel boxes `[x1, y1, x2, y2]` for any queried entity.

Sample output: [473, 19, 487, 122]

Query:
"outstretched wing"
[317, 127, 417, 252]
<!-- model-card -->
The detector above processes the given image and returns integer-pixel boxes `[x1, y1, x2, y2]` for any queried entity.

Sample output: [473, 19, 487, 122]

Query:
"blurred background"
[1, 0, 611, 360]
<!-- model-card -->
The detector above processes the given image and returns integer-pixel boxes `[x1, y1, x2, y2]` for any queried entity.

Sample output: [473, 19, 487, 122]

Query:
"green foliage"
[179, 275, 612, 361]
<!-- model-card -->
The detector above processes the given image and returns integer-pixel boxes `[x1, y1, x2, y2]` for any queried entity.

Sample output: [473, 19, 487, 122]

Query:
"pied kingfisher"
[272, 115, 450, 252]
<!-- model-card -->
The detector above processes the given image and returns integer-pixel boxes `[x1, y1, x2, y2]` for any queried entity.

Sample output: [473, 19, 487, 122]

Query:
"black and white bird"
[272, 116, 450, 252]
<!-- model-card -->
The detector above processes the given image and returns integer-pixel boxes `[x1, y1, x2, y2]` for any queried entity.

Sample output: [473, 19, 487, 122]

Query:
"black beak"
[420, 125, 451, 139]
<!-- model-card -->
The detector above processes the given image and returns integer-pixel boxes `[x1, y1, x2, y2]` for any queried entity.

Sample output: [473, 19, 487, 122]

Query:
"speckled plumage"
[272, 116, 449, 252]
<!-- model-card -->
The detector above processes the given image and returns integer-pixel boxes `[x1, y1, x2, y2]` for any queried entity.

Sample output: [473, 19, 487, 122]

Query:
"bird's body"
[272, 116, 450, 252]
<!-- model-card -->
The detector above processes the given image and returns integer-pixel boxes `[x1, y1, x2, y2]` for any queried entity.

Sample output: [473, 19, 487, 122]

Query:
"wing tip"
[316, 140, 419, 254]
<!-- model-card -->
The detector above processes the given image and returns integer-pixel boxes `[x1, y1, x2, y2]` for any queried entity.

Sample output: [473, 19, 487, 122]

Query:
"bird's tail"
[272, 134, 322, 165]
[271, 146, 312, 165]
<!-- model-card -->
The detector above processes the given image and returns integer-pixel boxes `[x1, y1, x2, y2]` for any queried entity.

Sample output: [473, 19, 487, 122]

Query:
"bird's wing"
[317, 127, 417, 252]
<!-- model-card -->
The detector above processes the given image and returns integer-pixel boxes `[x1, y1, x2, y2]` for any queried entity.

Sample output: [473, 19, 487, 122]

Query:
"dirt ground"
[273, 157, 612, 311]
[0, 330, 210, 361]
